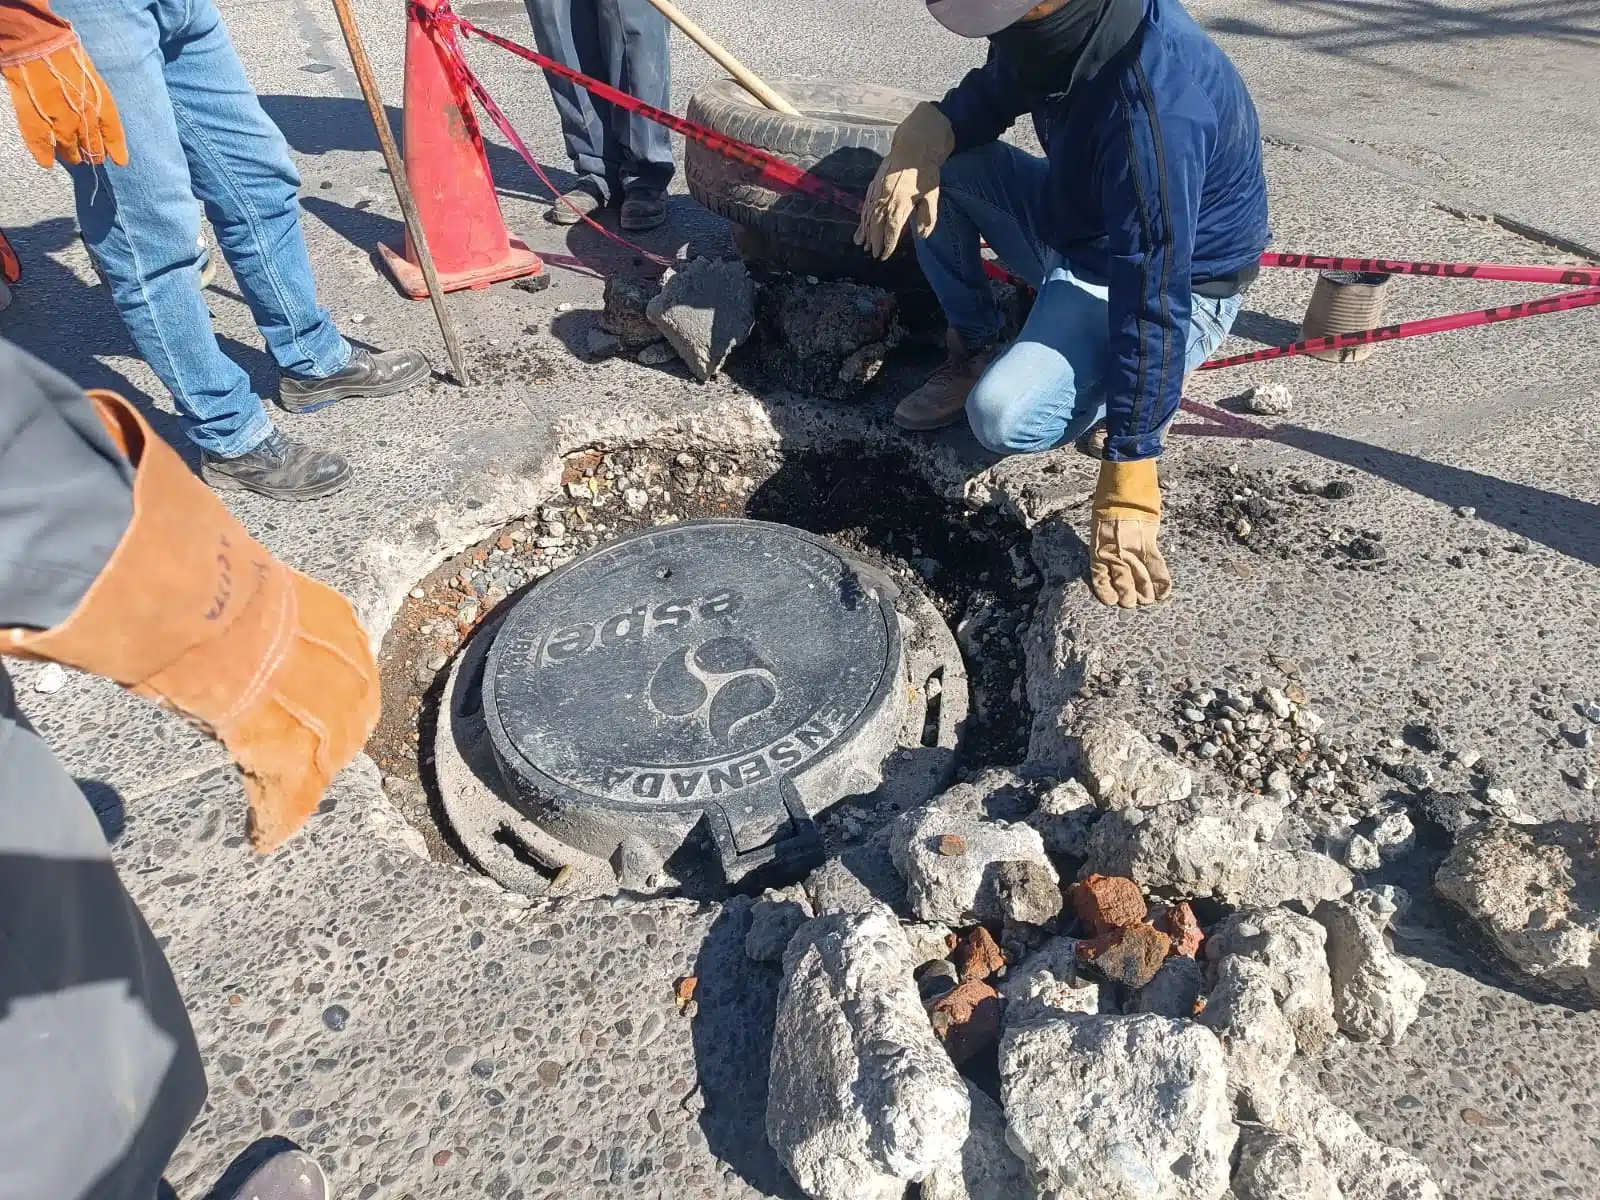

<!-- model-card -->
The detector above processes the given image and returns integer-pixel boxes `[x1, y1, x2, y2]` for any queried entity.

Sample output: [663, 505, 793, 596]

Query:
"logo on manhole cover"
[648, 637, 778, 744]
[485, 521, 901, 810]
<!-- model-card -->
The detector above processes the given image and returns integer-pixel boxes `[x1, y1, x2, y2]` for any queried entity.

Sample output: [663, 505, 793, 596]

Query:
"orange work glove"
[1090, 458, 1173, 609]
[2, 16, 128, 169]
[2, 394, 379, 850]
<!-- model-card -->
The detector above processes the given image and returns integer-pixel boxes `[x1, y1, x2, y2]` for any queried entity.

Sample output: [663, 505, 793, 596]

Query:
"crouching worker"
[856, 0, 1270, 608]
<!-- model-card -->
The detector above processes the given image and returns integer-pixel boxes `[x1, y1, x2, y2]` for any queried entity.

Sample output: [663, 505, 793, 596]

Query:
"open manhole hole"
[372, 445, 1041, 900]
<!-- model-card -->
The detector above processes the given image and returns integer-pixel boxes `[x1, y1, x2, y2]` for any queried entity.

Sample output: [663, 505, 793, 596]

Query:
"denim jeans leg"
[912, 141, 1052, 347]
[966, 264, 1113, 454]
[525, 0, 614, 198]
[165, 0, 349, 382]
[59, 0, 274, 457]
[598, 0, 674, 192]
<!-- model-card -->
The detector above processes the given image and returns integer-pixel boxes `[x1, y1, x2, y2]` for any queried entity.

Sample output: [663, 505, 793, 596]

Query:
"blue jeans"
[524, 0, 675, 199]
[914, 141, 1242, 455]
[60, 0, 350, 456]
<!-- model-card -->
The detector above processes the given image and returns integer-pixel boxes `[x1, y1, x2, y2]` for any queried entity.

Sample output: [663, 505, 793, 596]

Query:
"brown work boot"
[893, 330, 996, 432]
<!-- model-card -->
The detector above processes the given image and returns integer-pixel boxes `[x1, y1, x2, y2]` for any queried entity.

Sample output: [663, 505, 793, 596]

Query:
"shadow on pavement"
[688, 901, 802, 1198]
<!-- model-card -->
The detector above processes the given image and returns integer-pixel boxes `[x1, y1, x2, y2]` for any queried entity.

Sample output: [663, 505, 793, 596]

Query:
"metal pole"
[330, 0, 471, 386]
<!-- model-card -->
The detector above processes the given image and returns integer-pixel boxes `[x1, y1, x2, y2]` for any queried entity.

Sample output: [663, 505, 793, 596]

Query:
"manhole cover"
[483, 519, 906, 884]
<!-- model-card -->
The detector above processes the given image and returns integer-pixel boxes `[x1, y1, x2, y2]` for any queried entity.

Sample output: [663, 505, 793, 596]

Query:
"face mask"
[988, 0, 1105, 100]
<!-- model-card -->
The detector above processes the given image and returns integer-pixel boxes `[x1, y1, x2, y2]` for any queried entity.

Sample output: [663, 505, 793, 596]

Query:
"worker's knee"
[966, 374, 1061, 455]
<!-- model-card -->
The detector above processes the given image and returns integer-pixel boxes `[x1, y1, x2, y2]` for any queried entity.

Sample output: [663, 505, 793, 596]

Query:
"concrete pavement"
[2, 0, 1598, 1197]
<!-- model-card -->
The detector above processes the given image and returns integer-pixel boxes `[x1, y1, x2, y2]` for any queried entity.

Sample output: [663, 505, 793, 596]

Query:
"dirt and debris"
[1174, 462, 1386, 568]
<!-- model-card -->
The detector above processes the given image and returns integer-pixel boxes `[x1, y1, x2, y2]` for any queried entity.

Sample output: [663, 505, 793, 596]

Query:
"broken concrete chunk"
[751, 274, 900, 401]
[1198, 957, 1295, 1123]
[767, 905, 970, 1200]
[1000, 1013, 1236, 1200]
[585, 327, 622, 360]
[1348, 885, 1409, 932]
[922, 1080, 1034, 1200]
[1434, 817, 1600, 1003]
[744, 886, 814, 963]
[903, 921, 958, 971]
[1268, 1072, 1442, 1200]
[1313, 900, 1425, 1045]
[890, 805, 1058, 926]
[804, 826, 904, 917]
[995, 859, 1064, 927]
[1206, 908, 1337, 1055]
[600, 273, 664, 348]
[1132, 954, 1205, 1019]
[645, 256, 756, 381]
[1027, 777, 1099, 858]
[1231, 1126, 1343, 1200]
[1000, 937, 1106, 1023]
[1370, 811, 1416, 862]
[1079, 717, 1194, 808]
[1241, 848, 1354, 911]
[1242, 383, 1295, 417]
[636, 340, 678, 366]
[1081, 789, 1283, 904]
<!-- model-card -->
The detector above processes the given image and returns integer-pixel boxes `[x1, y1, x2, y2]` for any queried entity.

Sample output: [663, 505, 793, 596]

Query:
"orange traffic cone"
[379, 0, 544, 298]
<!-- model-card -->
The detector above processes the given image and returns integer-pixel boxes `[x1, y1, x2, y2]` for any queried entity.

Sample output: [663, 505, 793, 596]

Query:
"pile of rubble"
[747, 716, 1446, 1200]
[590, 257, 901, 398]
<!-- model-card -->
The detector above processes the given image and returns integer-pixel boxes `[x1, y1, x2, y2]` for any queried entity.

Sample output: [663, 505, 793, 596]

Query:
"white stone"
[1258, 686, 1293, 718]
[1199, 957, 1295, 1123]
[1242, 848, 1354, 910]
[31, 663, 67, 695]
[1243, 384, 1295, 417]
[1313, 900, 1425, 1045]
[1081, 788, 1283, 904]
[1342, 833, 1381, 872]
[623, 487, 649, 512]
[1078, 717, 1195, 808]
[767, 905, 970, 1200]
[1434, 818, 1600, 1002]
[1026, 777, 1099, 858]
[1000, 1013, 1236, 1200]
[1231, 1126, 1343, 1200]
[1370, 812, 1415, 862]
[1347, 885, 1409, 931]
[922, 1081, 1034, 1200]
[1268, 1073, 1442, 1200]
[1206, 908, 1337, 1055]
[890, 805, 1057, 927]
[1000, 937, 1105, 1024]
[1133, 955, 1205, 1019]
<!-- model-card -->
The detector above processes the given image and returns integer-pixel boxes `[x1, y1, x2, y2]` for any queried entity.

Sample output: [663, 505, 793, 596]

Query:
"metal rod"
[642, 0, 801, 116]
[330, 0, 471, 386]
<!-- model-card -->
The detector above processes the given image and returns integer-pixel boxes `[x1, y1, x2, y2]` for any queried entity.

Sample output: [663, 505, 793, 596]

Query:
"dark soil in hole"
[370, 442, 1040, 864]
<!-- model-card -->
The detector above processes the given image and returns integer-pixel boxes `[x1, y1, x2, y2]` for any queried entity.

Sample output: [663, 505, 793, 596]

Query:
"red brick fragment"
[927, 979, 1002, 1065]
[1073, 874, 1147, 935]
[936, 834, 968, 857]
[952, 927, 1006, 983]
[1153, 901, 1204, 958]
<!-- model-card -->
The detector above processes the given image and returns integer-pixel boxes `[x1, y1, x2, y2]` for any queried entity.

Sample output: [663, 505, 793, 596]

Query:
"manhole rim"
[480, 516, 908, 817]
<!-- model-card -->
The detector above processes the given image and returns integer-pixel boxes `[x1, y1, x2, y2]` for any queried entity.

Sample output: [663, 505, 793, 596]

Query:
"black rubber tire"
[684, 77, 932, 286]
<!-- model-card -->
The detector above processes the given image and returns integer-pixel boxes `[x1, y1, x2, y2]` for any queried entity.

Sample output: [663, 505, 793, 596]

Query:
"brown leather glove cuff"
[0, 0, 76, 67]
[5, 393, 289, 707]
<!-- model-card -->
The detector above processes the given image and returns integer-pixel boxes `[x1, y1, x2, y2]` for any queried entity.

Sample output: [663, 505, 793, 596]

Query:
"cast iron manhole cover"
[483, 519, 905, 883]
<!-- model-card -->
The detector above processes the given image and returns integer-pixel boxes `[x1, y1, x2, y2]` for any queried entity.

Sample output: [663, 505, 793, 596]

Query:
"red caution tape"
[1197, 285, 1600, 370]
[1262, 252, 1600, 289]
[413, 2, 1597, 373]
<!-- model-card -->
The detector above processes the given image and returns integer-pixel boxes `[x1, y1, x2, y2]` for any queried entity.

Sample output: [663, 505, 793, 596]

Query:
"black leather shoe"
[200, 431, 353, 501]
[278, 346, 431, 414]
[619, 187, 667, 232]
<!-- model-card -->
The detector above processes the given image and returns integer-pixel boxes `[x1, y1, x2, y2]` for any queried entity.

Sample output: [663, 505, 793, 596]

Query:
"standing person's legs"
[59, 0, 273, 459]
[597, 0, 673, 230]
[894, 141, 1052, 430]
[525, 0, 615, 219]
[966, 279, 1244, 455]
[156, 0, 350, 382]
[0, 667, 208, 1200]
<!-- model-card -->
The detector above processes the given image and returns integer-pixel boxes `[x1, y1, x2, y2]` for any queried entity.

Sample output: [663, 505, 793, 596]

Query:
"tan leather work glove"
[3, 394, 379, 851]
[854, 101, 954, 260]
[2, 15, 129, 170]
[1090, 458, 1173, 608]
